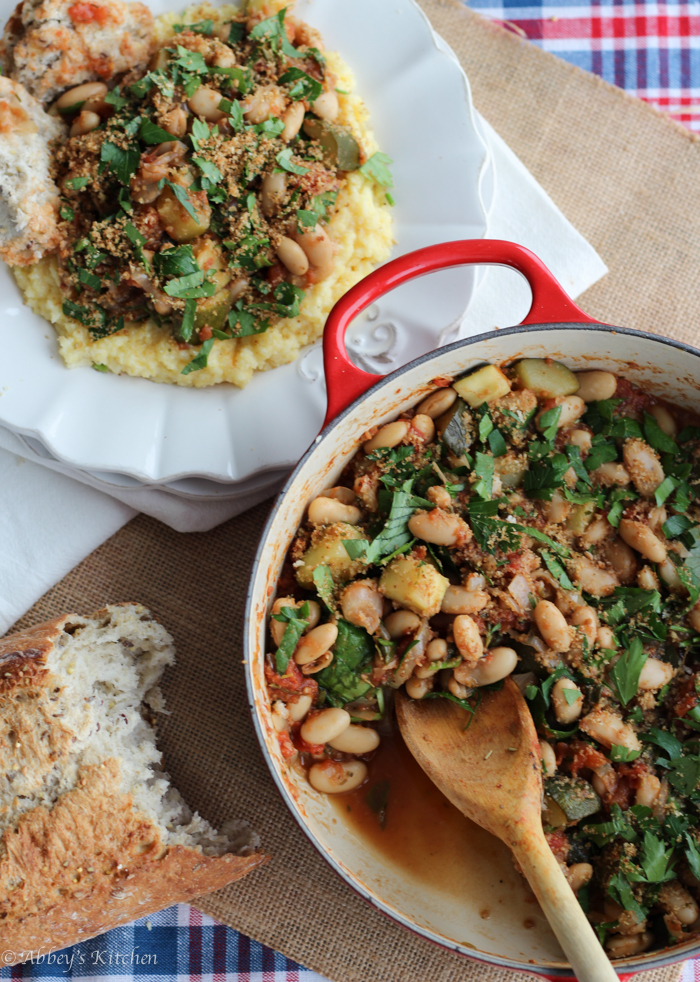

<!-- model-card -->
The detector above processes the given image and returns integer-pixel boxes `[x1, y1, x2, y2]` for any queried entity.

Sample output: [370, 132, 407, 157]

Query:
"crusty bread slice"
[0, 603, 267, 963]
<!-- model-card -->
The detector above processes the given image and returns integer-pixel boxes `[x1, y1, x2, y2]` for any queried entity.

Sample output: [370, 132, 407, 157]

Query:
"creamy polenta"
[13, 2, 394, 387]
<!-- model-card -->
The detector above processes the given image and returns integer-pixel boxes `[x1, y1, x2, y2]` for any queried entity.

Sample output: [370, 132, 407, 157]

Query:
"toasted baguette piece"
[0, 0, 154, 106]
[0, 77, 64, 265]
[0, 604, 267, 963]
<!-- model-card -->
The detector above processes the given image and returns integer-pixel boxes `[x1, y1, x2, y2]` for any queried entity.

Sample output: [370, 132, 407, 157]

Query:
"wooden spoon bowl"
[396, 679, 618, 982]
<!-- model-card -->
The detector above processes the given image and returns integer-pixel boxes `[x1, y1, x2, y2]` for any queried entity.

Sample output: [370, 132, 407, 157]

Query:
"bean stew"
[265, 357, 700, 960]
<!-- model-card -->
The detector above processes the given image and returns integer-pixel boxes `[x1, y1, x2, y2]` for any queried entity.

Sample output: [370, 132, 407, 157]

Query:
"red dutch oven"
[245, 239, 700, 979]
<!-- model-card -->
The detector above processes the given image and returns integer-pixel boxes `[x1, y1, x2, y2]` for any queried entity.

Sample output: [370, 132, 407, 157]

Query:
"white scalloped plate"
[0, 0, 490, 484]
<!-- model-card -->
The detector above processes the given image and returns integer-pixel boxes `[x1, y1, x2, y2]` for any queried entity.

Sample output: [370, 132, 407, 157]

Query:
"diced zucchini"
[379, 556, 449, 619]
[541, 796, 568, 829]
[156, 185, 211, 242]
[453, 364, 511, 407]
[566, 500, 596, 534]
[436, 397, 474, 457]
[303, 119, 360, 171]
[513, 359, 579, 399]
[149, 48, 170, 71]
[544, 776, 601, 822]
[173, 292, 232, 344]
[495, 452, 528, 489]
[296, 523, 368, 588]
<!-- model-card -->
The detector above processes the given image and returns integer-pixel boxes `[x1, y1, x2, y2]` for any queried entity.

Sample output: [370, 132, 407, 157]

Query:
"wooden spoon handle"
[511, 833, 618, 982]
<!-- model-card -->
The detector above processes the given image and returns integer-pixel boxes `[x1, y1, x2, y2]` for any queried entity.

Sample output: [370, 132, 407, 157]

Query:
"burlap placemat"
[9, 2, 700, 980]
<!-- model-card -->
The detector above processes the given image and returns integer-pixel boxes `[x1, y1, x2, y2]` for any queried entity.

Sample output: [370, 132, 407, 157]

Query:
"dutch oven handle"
[322, 238, 599, 428]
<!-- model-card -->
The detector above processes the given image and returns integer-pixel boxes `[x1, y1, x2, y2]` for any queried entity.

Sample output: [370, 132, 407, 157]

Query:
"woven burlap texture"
[10, 1, 700, 979]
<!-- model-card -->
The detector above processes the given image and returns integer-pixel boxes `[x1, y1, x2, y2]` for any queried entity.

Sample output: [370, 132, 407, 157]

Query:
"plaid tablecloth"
[470, 0, 700, 131]
[5, 0, 700, 979]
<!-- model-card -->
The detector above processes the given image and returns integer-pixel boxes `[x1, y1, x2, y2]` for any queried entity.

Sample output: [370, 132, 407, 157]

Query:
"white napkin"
[0, 114, 608, 632]
[0, 443, 134, 634]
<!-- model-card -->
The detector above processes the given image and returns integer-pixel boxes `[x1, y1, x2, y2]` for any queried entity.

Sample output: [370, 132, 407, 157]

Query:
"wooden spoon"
[396, 679, 618, 982]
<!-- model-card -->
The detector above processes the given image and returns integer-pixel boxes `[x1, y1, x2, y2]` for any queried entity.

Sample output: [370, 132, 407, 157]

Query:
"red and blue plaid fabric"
[467, 0, 700, 130]
[0, 907, 329, 981]
[4, 4, 700, 978]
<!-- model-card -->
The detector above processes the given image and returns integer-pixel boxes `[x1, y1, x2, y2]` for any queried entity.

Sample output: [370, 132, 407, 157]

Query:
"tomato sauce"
[330, 716, 534, 905]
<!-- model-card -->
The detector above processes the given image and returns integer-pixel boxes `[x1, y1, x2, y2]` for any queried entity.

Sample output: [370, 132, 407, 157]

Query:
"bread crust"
[0, 609, 268, 964]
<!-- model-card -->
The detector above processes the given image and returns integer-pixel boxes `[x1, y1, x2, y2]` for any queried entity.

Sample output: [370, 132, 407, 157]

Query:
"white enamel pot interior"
[244, 241, 700, 980]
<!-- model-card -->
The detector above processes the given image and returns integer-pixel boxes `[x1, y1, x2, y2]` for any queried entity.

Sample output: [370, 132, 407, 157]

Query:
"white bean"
[282, 100, 305, 141]
[308, 495, 361, 526]
[596, 625, 617, 650]
[293, 223, 334, 279]
[635, 772, 661, 809]
[406, 675, 434, 699]
[213, 46, 236, 68]
[340, 579, 383, 635]
[271, 700, 289, 732]
[539, 395, 585, 430]
[540, 740, 557, 777]
[453, 614, 484, 664]
[260, 170, 286, 216]
[456, 647, 517, 687]
[638, 566, 660, 591]
[580, 708, 641, 751]
[364, 421, 409, 452]
[649, 404, 677, 438]
[603, 537, 638, 584]
[329, 724, 380, 754]
[623, 439, 665, 497]
[574, 371, 617, 402]
[161, 106, 187, 138]
[308, 759, 367, 794]
[276, 235, 309, 276]
[580, 516, 610, 549]
[270, 597, 320, 646]
[414, 638, 448, 678]
[546, 490, 571, 525]
[301, 707, 350, 745]
[416, 387, 457, 419]
[294, 623, 338, 666]
[447, 674, 470, 700]
[242, 83, 286, 124]
[592, 461, 631, 487]
[188, 86, 227, 122]
[410, 413, 436, 444]
[384, 609, 420, 639]
[69, 110, 100, 137]
[323, 486, 357, 505]
[301, 650, 333, 675]
[408, 508, 470, 547]
[566, 428, 592, 453]
[534, 600, 571, 652]
[426, 485, 452, 509]
[659, 558, 686, 594]
[551, 678, 583, 724]
[312, 89, 339, 121]
[567, 862, 593, 893]
[659, 881, 700, 925]
[570, 605, 598, 647]
[288, 694, 313, 722]
[638, 657, 674, 691]
[56, 81, 107, 111]
[540, 739, 557, 775]
[573, 555, 620, 597]
[619, 519, 667, 563]
[606, 933, 654, 958]
[441, 584, 487, 615]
